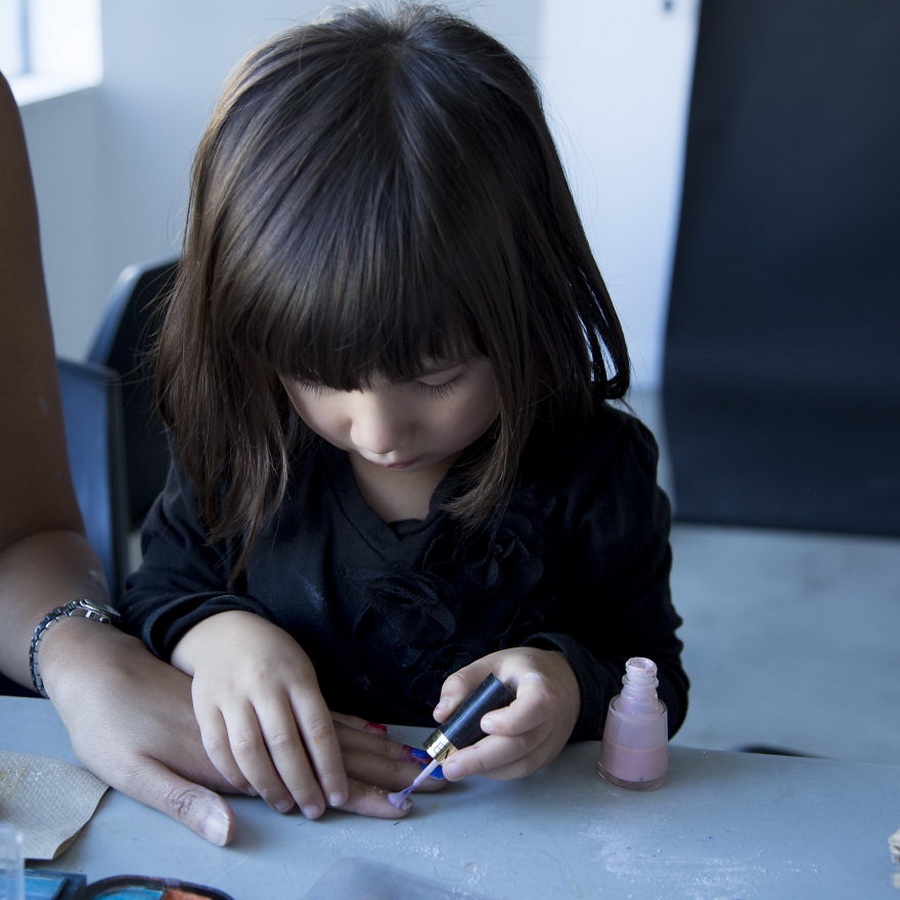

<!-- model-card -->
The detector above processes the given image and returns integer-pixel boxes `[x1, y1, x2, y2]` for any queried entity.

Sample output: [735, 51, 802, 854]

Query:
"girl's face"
[280, 356, 500, 485]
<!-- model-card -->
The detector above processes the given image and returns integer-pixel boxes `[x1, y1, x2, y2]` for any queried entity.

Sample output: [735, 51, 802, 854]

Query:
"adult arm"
[0, 71, 237, 842]
[0, 70, 107, 683]
[0, 72, 434, 836]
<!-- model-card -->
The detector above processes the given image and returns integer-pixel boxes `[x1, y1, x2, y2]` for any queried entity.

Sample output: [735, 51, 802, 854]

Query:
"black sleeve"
[524, 412, 688, 742]
[117, 455, 274, 659]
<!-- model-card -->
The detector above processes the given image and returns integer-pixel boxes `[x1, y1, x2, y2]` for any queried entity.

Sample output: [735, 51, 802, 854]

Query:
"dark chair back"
[89, 259, 177, 530]
[662, 0, 900, 534]
[59, 358, 130, 600]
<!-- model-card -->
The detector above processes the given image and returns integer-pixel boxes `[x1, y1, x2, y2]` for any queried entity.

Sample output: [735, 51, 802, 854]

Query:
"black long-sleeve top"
[120, 401, 688, 741]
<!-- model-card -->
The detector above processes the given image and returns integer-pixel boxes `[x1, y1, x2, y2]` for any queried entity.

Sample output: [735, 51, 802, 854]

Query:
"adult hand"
[328, 713, 446, 816]
[432, 647, 581, 782]
[39, 620, 237, 845]
[40, 621, 438, 845]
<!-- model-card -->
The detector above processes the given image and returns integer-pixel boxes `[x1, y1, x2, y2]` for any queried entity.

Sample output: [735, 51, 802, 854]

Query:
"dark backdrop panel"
[662, 0, 900, 534]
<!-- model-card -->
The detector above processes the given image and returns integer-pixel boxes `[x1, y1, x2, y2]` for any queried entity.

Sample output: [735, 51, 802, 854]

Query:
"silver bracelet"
[29, 599, 120, 697]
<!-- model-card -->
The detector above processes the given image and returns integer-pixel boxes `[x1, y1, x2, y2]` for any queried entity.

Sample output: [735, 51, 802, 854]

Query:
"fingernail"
[199, 812, 231, 846]
[301, 804, 323, 819]
[364, 722, 388, 735]
[405, 747, 445, 778]
[328, 792, 345, 808]
[424, 764, 444, 780]
[408, 746, 430, 763]
[274, 798, 294, 814]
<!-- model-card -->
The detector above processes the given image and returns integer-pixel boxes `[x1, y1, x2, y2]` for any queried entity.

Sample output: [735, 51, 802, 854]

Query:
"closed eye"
[417, 373, 464, 398]
[415, 361, 468, 397]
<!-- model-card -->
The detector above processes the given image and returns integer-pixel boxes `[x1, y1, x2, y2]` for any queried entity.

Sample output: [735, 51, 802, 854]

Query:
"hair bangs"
[232, 171, 486, 393]
[219, 44, 508, 393]
[261, 271, 481, 393]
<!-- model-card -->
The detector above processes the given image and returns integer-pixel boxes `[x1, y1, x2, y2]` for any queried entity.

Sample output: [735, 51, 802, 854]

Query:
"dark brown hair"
[156, 3, 630, 565]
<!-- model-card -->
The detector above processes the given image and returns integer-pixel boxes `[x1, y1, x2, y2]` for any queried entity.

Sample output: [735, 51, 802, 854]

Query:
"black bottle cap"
[424, 673, 516, 761]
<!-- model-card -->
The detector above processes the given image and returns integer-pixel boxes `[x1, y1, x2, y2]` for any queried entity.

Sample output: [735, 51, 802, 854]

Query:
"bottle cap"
[424, 674, 515, 762]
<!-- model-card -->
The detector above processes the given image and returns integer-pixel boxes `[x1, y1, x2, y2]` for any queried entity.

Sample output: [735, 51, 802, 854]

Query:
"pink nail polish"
[598, 657, 668, 791]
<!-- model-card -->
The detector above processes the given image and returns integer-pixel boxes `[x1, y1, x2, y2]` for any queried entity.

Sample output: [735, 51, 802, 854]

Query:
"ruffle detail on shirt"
[342, 490, 558, 708]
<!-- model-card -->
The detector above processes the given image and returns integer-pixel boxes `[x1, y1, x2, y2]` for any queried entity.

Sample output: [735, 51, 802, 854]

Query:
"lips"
[381, 457, 421, 469]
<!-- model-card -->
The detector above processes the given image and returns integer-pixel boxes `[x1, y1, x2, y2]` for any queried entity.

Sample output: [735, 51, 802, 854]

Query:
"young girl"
[121, 3, 688, 823]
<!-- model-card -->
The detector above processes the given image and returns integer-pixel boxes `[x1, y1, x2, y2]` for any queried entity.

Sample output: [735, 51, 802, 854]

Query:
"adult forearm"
[0, 529, 108, 687]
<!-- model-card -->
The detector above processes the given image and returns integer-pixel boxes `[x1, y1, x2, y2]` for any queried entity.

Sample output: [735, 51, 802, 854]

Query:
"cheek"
[296, 402, 338, 437]
[446, 392, 499, 444]
[284, 392, 342, 441]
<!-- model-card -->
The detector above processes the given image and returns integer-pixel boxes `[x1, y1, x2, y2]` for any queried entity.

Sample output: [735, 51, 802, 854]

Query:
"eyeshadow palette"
[23, 872, 233, 900]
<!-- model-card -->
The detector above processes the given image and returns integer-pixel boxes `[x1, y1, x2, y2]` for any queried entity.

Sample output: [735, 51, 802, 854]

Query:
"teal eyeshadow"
[24, 870, 87, 899]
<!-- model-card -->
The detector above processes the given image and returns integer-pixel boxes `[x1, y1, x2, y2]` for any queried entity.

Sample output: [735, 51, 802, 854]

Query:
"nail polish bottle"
[598, 657, 668, 790]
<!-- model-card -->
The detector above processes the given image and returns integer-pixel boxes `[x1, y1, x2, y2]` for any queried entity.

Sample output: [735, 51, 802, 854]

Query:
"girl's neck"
[348, 452, 458, 522]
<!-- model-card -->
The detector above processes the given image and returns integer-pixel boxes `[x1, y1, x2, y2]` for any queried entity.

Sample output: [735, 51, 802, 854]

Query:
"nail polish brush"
[388, 673, 515, 810]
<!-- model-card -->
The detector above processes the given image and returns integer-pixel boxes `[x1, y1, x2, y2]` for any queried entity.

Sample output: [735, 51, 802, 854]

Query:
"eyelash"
[295, 372, 464, 398]
[418, 374, 463, 398]
[298, 382, 331, 397]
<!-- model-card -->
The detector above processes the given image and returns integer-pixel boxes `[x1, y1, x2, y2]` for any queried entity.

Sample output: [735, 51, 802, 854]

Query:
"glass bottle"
[598, 656, 668, 790]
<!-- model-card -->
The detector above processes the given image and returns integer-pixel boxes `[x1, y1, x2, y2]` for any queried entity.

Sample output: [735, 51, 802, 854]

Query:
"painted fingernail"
[364, 722, 388, 735]
[424, 764, 445, 780]
[408, 746, 430, 763]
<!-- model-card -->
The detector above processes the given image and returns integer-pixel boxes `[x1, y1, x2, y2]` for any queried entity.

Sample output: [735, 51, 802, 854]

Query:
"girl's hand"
[172, 610, 347, 819]
[432, 648, 581, 782]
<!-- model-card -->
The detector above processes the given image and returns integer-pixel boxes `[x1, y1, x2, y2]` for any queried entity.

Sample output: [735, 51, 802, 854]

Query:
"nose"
[348, 390, 413, 457]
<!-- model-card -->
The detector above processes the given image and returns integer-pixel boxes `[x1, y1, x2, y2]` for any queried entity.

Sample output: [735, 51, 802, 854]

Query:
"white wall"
[539, 0, 699, 386]
[20, 0, 697, 390]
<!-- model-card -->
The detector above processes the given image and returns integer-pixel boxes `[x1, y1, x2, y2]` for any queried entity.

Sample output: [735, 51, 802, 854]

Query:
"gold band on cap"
[423, 728, 457, 762]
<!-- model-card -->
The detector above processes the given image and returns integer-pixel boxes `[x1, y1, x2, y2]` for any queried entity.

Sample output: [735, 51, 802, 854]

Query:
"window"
[0, 0, 102, 104]
[0, 1, 28, 78]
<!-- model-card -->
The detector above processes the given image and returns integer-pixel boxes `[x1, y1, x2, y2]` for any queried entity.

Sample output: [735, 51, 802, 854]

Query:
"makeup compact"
[76, 876, 233, 899]
[20, 872, 232, 900]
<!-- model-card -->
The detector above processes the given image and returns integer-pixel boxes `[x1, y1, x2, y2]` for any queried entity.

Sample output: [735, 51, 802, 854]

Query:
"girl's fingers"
[480, 671, 553, 736]
[441, 729, 553, 782]
[195, 705, 254, 796]
[433, 663, 494, 723]
[255, 697, 330, 817]
[220, 702, 301, 814]
[290, 695, 349, 810]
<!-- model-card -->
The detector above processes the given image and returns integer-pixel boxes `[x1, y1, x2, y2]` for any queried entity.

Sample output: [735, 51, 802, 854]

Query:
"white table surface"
[2, 696, 898, 899]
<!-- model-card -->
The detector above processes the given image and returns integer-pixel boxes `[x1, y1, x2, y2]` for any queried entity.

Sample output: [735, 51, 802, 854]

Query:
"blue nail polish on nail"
[426, 764, 445, 780]
[410, 747, 430, 763]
